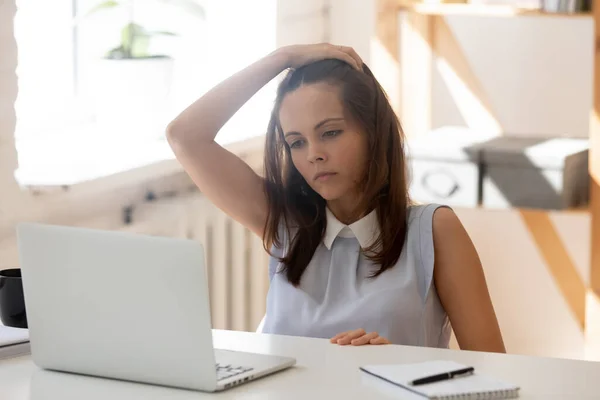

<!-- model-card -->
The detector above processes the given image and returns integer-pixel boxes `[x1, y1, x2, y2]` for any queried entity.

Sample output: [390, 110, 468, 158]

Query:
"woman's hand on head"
[278, 43, 363, 71]
[330, 329, 391, 346]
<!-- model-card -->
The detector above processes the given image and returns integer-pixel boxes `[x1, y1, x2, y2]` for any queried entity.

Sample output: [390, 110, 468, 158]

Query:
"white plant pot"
[90, 57, 174, 136]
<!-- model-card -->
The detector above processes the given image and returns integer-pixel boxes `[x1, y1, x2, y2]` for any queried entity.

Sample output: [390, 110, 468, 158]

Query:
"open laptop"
[16, 222, 295, 392]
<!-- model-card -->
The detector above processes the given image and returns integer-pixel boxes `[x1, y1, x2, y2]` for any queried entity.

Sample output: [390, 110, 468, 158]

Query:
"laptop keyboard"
[216, 363, 254, 381]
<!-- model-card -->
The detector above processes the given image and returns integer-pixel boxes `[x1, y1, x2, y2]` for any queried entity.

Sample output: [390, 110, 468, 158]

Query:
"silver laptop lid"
[17, 223, 218, 391]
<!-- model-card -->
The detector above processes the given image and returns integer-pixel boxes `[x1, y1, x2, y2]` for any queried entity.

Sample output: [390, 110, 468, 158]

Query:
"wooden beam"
[376, 0, 400, 59]
[433, 19, 502, 133]
[591, 2, 600, 295]
[520, 210, 586, 329]
[373, 0, 402, 115]
[375, 1, 434, 138]
[399, 12, 433, 138]
[585, 0, 600, 361]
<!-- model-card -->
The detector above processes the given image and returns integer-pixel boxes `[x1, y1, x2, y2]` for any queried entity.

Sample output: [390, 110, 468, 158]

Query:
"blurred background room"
[1, 0, 599, 362]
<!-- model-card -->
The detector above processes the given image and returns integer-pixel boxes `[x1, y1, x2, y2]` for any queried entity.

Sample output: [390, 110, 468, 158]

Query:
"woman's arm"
[166, 44, 362, 238]
[166, 51, 288, 238]
[432, 207, 506, 353]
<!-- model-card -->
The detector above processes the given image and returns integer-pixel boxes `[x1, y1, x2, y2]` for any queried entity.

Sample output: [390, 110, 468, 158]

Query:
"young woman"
[166, 44, 505, 352]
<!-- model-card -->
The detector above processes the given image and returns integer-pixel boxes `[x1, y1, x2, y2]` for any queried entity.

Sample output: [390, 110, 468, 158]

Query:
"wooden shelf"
[398, 3, 592, 18]
[456, 205, 591, 215]
[378, 0, 600, 294]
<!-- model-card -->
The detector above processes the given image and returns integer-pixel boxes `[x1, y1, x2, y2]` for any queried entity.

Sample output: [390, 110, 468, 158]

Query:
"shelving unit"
[375, 0, 599, 332]
[397, 2, 592, 17]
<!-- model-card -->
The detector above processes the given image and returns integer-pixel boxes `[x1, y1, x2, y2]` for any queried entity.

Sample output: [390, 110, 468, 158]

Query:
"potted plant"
[78, 0, 206, 131]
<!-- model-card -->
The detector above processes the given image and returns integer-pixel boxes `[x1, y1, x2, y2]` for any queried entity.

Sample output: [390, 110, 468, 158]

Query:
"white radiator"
[187, 195, 270, 332]
[124, 192, 270, 332]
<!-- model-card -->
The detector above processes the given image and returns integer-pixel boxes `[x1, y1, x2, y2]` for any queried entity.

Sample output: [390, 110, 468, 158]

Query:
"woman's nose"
[307, 143, 327, 163]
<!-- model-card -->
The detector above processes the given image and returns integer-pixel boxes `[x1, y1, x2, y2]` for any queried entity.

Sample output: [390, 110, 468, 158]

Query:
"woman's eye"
[323, 130, 342, 138]
[289, 140, 304, 149]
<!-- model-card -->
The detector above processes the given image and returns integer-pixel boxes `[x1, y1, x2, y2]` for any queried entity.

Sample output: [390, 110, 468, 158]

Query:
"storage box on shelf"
[480, 137, 589, 210]
[407, 128, 590, 211]
[407, 127, 495, 207]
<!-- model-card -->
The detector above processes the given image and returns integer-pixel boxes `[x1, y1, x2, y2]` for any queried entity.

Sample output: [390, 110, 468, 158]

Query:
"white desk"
[0, 330, 598, 399]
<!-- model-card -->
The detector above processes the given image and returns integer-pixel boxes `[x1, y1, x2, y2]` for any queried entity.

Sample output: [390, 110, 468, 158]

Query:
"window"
[14, 0, 276, 186]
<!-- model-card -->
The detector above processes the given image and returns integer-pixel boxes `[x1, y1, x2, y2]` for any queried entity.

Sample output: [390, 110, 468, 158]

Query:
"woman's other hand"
[278, 43, 363, 71]
[330, 329, 391, 346]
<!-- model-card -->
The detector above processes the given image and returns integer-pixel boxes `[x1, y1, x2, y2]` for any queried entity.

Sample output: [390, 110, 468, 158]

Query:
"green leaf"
[105, 45, 128, 59]
[120, 23, 148, 58]
[131, 35, 151, 58]
[146, 30, 178, 37]
[81, 0, 204, 58]
[84, 0, 122, 17]
[73, 0, 123, 26]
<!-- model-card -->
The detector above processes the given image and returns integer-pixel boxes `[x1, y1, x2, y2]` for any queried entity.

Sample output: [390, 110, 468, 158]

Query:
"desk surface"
[1, 330, 599, 399]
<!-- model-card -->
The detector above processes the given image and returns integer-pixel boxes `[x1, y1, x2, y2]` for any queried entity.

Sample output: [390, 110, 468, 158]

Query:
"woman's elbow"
[165, 120, 183, 144]
[165, 120, 196, 152]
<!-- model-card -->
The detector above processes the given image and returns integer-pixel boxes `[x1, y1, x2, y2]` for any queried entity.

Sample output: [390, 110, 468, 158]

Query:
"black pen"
[410, 367, 475, 386]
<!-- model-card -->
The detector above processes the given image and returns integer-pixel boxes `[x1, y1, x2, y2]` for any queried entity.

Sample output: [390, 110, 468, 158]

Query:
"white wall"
[329, 0, 376, 63]
[432, 16, 594, 138]
[275, 0, 329, 48]
[292, 1, 594, 139]
[276, 0, 375, 61]
[456, 208, 591, 360]
[0, 0, 27, 242]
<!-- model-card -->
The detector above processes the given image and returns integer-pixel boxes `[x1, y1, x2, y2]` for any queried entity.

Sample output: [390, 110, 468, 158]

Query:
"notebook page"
[407, 372, 519, 398]
[0, 325, 29, 347]
[361, 361, 519, 399]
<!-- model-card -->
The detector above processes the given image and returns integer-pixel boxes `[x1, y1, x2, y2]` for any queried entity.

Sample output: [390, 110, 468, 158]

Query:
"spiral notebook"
[360, 360, 519, 400]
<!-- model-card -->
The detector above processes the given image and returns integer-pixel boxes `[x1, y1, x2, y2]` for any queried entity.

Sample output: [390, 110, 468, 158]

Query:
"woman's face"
[279, 83, 369, 214]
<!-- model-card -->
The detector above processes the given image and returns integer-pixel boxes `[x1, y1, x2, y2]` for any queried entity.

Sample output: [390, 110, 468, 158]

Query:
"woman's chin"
[314, 187, 343, 202]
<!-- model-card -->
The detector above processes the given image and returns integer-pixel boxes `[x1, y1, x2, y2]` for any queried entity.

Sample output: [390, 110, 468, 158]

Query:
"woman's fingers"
[330, 330, 350, 343]
[336, 328, 366, 345]
[284, 43, 363, 70]
[338, 45, 363, 70]
[351, 331, 379, 346]
[332, 47, 361, 70]
[331, 329, 391, 346]
[370, 335, 391, 345]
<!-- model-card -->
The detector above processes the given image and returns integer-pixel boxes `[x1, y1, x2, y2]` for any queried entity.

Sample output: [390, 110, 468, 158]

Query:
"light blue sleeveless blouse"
[259, 203, 452, 348]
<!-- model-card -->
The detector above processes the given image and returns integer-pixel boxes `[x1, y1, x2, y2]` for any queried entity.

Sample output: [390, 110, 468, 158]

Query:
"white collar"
[323, 207, 379, 250]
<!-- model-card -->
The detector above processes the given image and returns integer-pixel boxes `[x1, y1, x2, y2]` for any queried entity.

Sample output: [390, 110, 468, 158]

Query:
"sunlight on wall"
[436, 57, 503, 134]
[370, 38, 400, 113]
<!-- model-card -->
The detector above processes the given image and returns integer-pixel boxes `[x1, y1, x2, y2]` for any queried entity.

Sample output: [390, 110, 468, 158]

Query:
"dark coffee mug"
[0, 268, 27, 328]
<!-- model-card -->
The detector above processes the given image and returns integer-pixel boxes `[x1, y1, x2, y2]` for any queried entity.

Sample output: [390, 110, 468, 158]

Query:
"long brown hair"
[263, 59, 410, 286]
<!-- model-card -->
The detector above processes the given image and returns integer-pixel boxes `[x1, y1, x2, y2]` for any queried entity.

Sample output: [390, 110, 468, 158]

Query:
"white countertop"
[0, 329, 598, 399]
